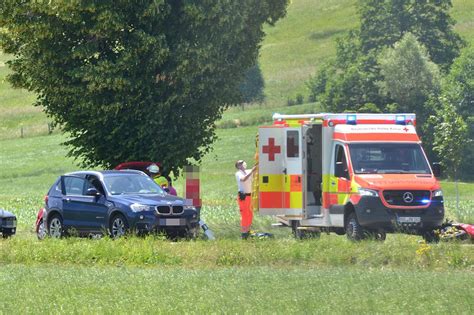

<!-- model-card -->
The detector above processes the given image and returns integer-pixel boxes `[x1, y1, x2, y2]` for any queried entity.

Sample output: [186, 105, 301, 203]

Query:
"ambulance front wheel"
[345, 212, 365, 241]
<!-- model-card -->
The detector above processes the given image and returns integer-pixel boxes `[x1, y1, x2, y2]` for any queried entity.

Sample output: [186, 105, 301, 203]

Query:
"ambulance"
[254, 113, 444, 241]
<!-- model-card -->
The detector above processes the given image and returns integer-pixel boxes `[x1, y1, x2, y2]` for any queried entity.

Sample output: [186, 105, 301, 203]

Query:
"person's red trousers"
[237, 195, 253, 233]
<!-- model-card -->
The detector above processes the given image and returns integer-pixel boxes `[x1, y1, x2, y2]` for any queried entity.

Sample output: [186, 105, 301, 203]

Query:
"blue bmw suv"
[43, 170, 200, 238]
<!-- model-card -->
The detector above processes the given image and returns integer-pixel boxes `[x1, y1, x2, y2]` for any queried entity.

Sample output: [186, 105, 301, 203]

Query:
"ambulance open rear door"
[258, 126, 304, 217]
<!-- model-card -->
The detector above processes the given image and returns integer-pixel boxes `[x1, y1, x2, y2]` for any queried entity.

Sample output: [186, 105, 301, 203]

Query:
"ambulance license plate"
[397, 216, 421, 223]
[160, 218, 184, 226]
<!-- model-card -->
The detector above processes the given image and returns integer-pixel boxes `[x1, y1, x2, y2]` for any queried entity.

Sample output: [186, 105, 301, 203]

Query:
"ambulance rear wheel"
[345, 212, 365, 241]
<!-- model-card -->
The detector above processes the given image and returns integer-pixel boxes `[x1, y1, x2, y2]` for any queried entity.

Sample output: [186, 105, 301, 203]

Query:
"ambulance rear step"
[272, 215, 291, 227]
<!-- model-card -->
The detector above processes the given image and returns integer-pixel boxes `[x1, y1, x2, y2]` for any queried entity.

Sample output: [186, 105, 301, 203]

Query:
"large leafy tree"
[429, 46, 474, 179]
[238, 63, 265, 106]
[0, 0, 288, 173]
[309, 0, 463, 113]
[378, 33, 441, 127]
[358, 0, 464, 70]
[432, 103, 470, 180]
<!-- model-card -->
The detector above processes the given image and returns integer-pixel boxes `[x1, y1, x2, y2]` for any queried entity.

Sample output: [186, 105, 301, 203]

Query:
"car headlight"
[130, 203, 152, 212]
[183, 205, 197, 211]
[358, 188, 379, 197]
[432, 189, 443, 197]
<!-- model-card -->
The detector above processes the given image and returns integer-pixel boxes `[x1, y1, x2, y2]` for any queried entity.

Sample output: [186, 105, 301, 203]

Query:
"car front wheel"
[48, 214, 63, 238]
[110, 214, 128, 238]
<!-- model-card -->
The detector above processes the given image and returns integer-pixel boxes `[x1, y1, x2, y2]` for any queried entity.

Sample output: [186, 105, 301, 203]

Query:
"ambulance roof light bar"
[396, 115, 407, 125]
[347, 114, 357, 125]
[272, 113, 416, 126]
[272, 113, 328, 121]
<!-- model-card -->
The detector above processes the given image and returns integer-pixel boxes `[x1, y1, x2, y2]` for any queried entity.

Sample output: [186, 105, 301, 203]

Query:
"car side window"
[85, 175, 105, 195]
[64, 177, 87, 196]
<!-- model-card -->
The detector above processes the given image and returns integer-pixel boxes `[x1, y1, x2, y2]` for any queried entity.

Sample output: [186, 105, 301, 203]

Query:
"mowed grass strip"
[0, 265, 472, 314]
[1, 235, 472, 270]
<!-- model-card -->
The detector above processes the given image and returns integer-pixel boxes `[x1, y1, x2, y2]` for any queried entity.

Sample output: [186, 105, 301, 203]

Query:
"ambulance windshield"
[349, 143, 431, 174]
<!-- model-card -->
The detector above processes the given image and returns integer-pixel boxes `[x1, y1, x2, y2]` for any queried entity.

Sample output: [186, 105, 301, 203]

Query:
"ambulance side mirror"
[432, 162, 441, 178]
[335, 161, 349, 180]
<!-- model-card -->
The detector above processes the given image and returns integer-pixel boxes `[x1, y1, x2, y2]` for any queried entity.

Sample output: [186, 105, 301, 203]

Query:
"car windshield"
[103, 174, 165, 195]
[348, 143, 431, 174]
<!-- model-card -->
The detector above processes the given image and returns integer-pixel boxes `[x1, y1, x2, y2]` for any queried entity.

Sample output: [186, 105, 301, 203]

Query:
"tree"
[238, 63, 265, 106]
[0, 0, 288, 173]
[358, 0, 464, 70]
[309, 0, 463, 114]
[378, 33, 441, 126]
[442, 46, 474, 118]
[432, 102, 470, 180]
[438, 46, 474, 179]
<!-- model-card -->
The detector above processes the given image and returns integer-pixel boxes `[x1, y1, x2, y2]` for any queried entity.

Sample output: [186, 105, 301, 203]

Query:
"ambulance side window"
[335, 144, 349, 179]
[286, 130, 299, 158]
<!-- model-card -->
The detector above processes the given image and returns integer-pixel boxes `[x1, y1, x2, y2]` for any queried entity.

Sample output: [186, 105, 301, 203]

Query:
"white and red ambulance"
[254, 113, 444, 241]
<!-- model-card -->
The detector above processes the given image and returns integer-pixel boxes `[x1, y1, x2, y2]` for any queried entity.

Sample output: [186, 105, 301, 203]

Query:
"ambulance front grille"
[382, 190, 431, 206]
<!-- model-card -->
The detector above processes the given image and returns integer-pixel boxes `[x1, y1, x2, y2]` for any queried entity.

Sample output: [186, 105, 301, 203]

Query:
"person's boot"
[241, 232, 250, 240]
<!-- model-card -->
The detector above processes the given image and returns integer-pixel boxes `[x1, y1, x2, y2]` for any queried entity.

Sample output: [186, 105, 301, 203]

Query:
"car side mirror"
[432, 162, 441, 178]
[335, 161, 349, 179]
[86, 188, 101, 197]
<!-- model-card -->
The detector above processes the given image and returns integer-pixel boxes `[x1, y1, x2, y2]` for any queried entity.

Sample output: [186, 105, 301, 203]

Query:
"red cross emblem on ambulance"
[262, 138, 281, 161]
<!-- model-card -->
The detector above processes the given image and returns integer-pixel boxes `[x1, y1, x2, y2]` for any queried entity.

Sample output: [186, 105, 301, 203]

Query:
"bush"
[296, 94, 304, 105]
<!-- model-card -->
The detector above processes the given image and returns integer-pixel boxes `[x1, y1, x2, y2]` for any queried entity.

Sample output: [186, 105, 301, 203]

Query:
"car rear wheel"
[37, 219, 47, 240]
[48, 214, 63, 238]
[110, 214, 128, 238]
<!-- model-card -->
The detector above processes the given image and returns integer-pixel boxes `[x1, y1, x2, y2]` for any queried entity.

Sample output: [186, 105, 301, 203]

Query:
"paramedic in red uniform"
[235, 160, 257, 239]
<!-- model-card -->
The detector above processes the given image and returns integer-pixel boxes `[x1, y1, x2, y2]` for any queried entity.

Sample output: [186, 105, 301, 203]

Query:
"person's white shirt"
[235, 170, 252, 194]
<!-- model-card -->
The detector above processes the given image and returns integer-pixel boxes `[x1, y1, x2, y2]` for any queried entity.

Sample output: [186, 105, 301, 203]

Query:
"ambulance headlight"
[358, 188, 379, 197]
[432, 189, 443, 197]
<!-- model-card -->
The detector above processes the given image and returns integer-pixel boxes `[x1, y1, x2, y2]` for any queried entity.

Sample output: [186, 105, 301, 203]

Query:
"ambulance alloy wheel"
[345, 212, 365, 241]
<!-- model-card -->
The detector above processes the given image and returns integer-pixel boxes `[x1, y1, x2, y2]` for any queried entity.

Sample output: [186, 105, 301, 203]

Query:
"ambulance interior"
[305, 124, 323, 216]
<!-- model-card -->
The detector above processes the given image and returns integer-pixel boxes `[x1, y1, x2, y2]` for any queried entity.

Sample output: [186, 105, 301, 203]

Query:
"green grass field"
[1, 266, 472, 314]
[1, 0, 473, 313]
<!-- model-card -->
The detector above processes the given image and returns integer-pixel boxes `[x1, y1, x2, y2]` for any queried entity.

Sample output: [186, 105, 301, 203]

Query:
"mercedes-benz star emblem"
[403, 192, 414, 203]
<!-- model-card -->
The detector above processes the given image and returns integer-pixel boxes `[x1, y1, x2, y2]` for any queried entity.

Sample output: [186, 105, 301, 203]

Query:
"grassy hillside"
[1, 0, 473, 139]
[260, 0, 474, 104]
